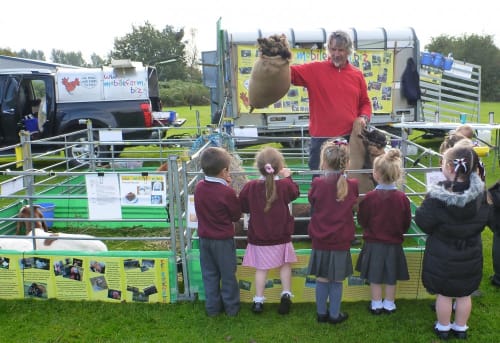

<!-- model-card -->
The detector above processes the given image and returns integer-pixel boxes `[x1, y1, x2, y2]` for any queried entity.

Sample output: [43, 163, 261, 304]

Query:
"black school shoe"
[368, 304, 384, 315]
[434, 327, 450, 340]
[278, 293, 292, 315]
[252, 302, 263, 313]
[383, 308, 396, 314]
[329, 312, 348, 325]
[451, 329, 468, 339]
[317, 312, 329, 323]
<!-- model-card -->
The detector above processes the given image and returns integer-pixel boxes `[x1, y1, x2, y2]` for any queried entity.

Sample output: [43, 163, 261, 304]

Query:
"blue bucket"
[35, 202, 55, 228]
[168, 111, 177, 123]
[432, 53, 444, 68]
[443, 57, 454, 71]
[421, 52, 433, 66]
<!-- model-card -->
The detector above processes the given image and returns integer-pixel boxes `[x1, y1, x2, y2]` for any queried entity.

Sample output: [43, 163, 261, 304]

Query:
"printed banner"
[189, 249, 432, 303]
[0, 251, 172, 303]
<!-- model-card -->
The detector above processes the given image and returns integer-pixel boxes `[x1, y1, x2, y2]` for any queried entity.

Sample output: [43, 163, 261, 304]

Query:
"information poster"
[86, 173, 122, 219]
[120, 173, 166, 206]
[0, 252, 172, 303]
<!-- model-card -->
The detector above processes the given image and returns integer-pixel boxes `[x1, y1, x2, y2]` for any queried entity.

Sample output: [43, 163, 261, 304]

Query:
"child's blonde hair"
[319, 138, 350, 201]
[373, 148, 403, 185]
[455, 124, 474, 139]
[255, 146, 286, 212]
[439, 133, 468, 154]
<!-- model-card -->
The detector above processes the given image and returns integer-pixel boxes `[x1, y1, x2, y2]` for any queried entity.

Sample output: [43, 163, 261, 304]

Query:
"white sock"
[451, 322, 469, 332]
[435, 322, 451, 331]
[253, 296, 265, 303]
[371, 299, 383, 309]
[382, 299, 396, 311]
[281, 290, 292, 297]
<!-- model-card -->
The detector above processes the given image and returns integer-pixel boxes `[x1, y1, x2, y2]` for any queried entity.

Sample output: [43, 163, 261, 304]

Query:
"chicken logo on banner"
[61, 77, 80, 93]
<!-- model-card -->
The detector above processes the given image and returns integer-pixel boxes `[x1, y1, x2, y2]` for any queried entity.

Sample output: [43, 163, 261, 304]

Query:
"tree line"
[1, 23, 499, 102]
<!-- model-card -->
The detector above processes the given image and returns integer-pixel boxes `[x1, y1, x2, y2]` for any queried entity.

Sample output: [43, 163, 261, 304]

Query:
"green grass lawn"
[0, 237, 498, 343]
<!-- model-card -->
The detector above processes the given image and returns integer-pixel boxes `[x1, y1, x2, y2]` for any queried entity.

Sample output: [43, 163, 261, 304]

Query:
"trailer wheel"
[66, 132, 115, 167]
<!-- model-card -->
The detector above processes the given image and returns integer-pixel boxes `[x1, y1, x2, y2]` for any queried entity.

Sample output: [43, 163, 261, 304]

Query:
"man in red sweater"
[291, 30, 372, 173]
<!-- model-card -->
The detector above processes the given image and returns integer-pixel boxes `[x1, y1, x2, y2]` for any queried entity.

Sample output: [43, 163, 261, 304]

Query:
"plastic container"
[460, 113, 467, 124]
[421, 52, 433, 66]
[473, 146, 490, 157]
[168, 111, 176, 123]
[24, 118, 39, 132]
[443, 57, 454, 71]
[432, 53, 444, 68]
[34, 202, 55, 228]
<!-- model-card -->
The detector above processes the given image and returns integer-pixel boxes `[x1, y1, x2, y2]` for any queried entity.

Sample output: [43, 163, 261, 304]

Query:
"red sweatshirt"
[194, 179, 242, 240]
[291, 60, 372, 137]
[308, 175, 359, 250]
[239, 177, 300, 246]
[357, 189, 411, 244]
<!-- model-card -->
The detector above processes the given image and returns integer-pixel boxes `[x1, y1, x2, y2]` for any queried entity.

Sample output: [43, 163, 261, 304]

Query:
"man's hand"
[358, 115, 370, 128]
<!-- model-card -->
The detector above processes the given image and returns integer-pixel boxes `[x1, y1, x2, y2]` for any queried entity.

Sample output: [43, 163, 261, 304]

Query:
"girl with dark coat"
[487, 181, 500, 287]
[415, 146, 490, 340]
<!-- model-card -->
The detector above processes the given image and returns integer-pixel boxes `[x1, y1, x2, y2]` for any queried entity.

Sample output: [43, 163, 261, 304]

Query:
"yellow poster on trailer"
[352, 50, 395, 114]
[236, 46, 395, 115]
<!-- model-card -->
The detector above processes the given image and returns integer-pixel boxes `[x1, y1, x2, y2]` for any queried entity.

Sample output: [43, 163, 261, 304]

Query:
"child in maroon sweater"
[307, 138, 359, 325]
[194, 147, 242, 317]
[240, 147, 300, 315]
[356, 148, 411, 315]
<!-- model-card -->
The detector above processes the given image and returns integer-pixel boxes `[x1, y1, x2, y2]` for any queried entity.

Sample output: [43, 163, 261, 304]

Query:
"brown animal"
[348, 118, 387, 196]
[157, 163, 168, 172]
[16, 205, 49, 236]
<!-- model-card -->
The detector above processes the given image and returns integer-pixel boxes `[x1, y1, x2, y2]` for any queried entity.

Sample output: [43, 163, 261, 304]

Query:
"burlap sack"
[248, 55, 291, 111]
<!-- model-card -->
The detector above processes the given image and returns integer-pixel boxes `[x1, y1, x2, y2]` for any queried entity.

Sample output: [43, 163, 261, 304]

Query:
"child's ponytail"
[336, 173, 348, 201]
[255, 147, 285, 212]
[264, 163, 278, 212]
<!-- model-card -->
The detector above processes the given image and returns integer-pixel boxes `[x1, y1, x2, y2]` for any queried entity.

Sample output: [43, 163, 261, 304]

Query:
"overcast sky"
[2, 0, 497, 62]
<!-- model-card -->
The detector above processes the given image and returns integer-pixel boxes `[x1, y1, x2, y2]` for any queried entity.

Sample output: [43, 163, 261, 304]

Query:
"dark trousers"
[199, 237, 240, 315]
[493, 231, 500, 283]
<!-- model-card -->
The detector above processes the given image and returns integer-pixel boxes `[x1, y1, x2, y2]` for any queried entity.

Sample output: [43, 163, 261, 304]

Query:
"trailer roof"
[228, 27, 418, 49]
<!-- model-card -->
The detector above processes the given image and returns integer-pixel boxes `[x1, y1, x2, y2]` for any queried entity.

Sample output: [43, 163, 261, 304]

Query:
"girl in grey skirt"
[355, 149, 411, 315]
[307, 139, 359, 324]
